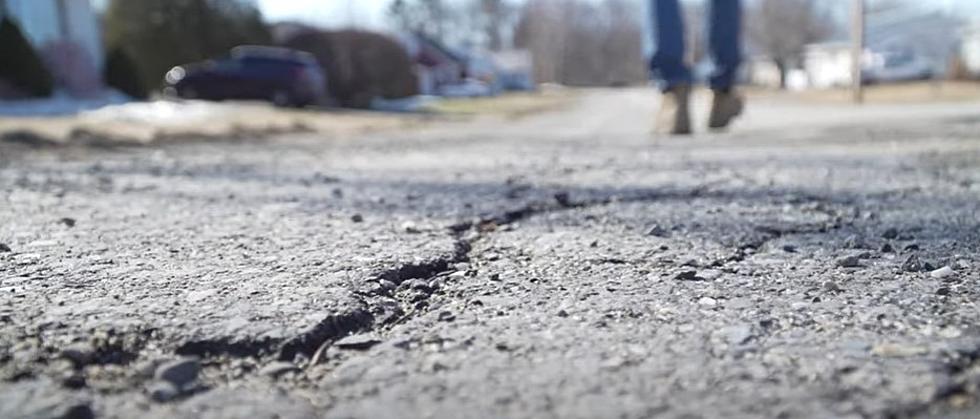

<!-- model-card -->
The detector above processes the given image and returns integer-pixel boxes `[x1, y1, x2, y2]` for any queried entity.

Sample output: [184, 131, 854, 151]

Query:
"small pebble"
[902, 255, 925, 272]
[378, 280, 397, 292]
[554, 192, 572, 207]
[930, 266, 955, 279]
[148, 380, 180, 403]
[402, 222, 421, 234]
[62, 373, 87, 389]
[437, 311, 456, 322]
[259, 361, 300, 378]
[823, 281, 842, 292]
[647, 225, 670, 238]
[675, 271, 700, 281]
[844, 235, 868, 249]
[154, 357, 200, 387]
[60, 218, 77, 228]
[61, 344, 95, 367]
[335, 334, 382, 351]
[0, 243, 11, 253]
[836, 255, 863, 268]
[350, 214, 364, 223]
[698, 297, 717, 307]
[881, 228, 899, 240]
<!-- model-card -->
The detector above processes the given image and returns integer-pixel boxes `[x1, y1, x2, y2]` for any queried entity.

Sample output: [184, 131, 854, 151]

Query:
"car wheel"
[271, 90, 291, 107]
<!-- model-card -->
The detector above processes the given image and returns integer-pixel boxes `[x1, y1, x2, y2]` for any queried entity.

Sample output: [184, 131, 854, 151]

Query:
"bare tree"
[747, 0, 834, 88]
[514, 0, 566, 83]
[601, 0, 646, 85]
[474, 0, 512, 51]
[515, 0, 644, 86]
[388, 0, 455, 42]
[866, 0, 911, 15]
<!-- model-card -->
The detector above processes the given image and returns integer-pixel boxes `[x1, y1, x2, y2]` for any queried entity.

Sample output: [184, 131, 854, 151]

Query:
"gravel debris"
[836, 255, 863, 268]
[698, 297, 718, 307]
[335, 335, 382, 351]
[647, 225, 671, 238]
[148, 380, 180, 403]
[60, 344, 94, 368]
[259, 362, 300, 378]
[930, 266, 955, 279]
[154, 358, 200, 388]
[675, 271, 701, 281]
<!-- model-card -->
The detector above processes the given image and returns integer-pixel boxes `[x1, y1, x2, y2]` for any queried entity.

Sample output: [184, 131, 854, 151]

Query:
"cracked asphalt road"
[2, 89, 980, 419]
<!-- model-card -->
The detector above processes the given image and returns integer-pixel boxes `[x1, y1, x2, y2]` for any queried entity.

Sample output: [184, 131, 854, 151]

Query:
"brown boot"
[655, 85, 692, 135]
[708, 89, 744, 130]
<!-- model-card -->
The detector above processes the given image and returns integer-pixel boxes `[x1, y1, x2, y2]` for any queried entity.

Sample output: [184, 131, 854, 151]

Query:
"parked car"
[862, 48, 934, 85]
[164, 46, 326, 107]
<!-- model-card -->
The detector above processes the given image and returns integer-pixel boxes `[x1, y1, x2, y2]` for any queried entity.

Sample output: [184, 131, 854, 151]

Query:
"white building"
[962, 23, 980, 76]
[1, 0, 103, 71]
[742, 55, 783, 88]
[491, 49, 535, 91]
[803, 11, 963, 89]
[804, 42, 854, 89]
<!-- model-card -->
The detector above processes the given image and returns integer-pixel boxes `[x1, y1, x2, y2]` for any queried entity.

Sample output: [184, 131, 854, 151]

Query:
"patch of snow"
[82, 100, 234, 125]
[0, 90, 130, 117]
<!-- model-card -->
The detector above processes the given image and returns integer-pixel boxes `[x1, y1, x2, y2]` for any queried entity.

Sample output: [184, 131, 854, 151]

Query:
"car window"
[212, 60, 242, 73]
[304, 63, 324, 75]
[240, 57, 295, 76]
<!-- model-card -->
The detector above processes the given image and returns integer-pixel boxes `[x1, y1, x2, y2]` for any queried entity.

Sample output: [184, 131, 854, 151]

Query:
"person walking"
[650, 0, 744, 135]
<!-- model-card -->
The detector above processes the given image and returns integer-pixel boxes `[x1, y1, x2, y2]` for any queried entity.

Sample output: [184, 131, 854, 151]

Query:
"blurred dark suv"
[164, 46, 326, 107]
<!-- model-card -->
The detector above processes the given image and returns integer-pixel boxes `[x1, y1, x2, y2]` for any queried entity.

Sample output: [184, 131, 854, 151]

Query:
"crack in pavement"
[4, 96, 979, 418]
[0, 177, 864, 396]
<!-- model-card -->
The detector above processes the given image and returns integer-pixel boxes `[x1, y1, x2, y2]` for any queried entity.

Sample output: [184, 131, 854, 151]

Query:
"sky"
[256, 0, 390, 28]
[89, 0, 980, 29]
[254, 0, 980, 29]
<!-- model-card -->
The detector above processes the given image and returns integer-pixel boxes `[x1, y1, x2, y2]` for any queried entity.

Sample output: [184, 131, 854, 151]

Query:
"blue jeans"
[649, 0, 742, 91]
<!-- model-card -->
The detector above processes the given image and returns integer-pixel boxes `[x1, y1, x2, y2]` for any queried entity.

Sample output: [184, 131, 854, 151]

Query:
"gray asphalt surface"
[2, 89, 980, 419]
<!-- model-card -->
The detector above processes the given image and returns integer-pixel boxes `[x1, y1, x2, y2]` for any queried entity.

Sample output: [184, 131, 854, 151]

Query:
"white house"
[803, 11, 963, 89]
[741, 54, 783, 88]
[962, 22, 980, 76]
[803, 42, 854, 89]
[491, 49, 535, 91]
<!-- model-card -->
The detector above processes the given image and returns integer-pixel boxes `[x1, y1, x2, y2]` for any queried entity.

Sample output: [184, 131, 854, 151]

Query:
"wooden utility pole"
[851, 0, 865, 104]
